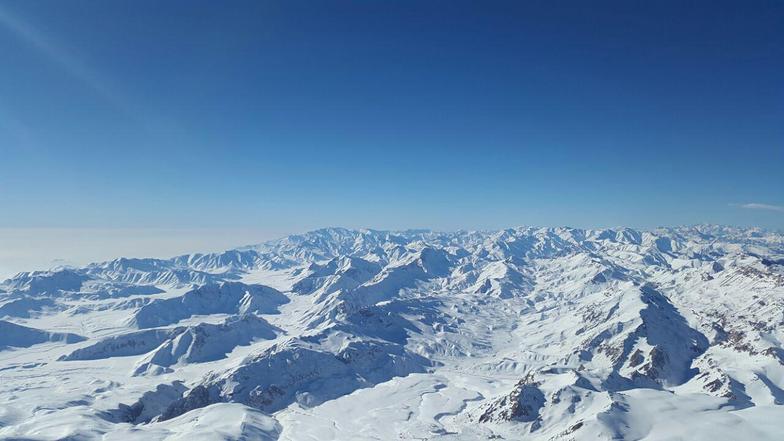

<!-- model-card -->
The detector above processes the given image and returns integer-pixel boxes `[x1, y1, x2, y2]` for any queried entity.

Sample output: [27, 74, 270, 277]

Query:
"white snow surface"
[0, 225, 783, 440]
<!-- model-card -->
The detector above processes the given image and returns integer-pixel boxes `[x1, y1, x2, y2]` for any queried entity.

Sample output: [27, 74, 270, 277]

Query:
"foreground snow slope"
[0, 225, 783, 440]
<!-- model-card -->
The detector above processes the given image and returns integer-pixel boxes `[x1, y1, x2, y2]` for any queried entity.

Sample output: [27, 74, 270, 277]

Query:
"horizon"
[1, 222, 779, 279]
[1, 0, 782, 232]
[2, 3, 784, 438]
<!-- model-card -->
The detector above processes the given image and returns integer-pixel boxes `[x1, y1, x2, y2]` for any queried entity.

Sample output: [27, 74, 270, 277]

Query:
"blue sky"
[1, 0, 782, 232]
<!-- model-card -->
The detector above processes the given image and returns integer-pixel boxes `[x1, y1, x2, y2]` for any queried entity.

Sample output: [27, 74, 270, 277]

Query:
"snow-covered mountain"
[0, 226, 783, 440]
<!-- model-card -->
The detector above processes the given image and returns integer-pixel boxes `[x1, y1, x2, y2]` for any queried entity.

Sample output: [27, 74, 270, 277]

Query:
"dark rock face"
[478, 374, 545, 425]
[112, 382, 188, 424]
[159, 385, 215, 421]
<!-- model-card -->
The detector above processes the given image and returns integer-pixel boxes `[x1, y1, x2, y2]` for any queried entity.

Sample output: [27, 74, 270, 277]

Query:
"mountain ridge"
[0, 225, 782, 440]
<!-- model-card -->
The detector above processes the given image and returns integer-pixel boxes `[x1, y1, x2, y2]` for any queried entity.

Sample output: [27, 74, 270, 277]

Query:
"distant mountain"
[0, 226, 782, 440]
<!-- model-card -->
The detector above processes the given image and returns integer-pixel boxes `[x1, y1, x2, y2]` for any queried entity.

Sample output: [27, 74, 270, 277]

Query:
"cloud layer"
[736, 203, 784, 213]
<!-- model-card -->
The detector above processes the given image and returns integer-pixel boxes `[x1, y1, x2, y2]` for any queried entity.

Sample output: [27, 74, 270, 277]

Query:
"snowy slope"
[0, 225, 783, 440]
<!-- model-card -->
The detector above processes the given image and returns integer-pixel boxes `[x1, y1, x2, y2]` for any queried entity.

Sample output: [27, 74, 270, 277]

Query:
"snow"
[0, 320, 85, 350]
[0, 225, 783, 439]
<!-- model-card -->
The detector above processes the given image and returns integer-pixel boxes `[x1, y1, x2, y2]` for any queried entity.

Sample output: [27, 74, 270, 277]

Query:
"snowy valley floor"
[0, 226, 783, 440]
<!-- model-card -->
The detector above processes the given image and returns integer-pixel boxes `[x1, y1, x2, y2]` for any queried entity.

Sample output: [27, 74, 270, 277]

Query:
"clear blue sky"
[1, 0, 782, 232]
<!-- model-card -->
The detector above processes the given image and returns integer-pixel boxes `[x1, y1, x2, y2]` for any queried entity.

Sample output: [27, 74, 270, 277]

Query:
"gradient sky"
[1, 0, 782, 232]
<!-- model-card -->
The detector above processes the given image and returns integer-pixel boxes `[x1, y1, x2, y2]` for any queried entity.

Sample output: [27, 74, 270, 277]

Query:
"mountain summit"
[0, 226, 782, 440]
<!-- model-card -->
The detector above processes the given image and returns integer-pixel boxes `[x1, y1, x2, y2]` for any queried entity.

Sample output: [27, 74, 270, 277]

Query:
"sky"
[1, 0, 783, 239]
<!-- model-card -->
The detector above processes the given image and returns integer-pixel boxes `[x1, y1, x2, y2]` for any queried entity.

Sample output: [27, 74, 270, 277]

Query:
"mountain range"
[0, 225, 782, 440]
